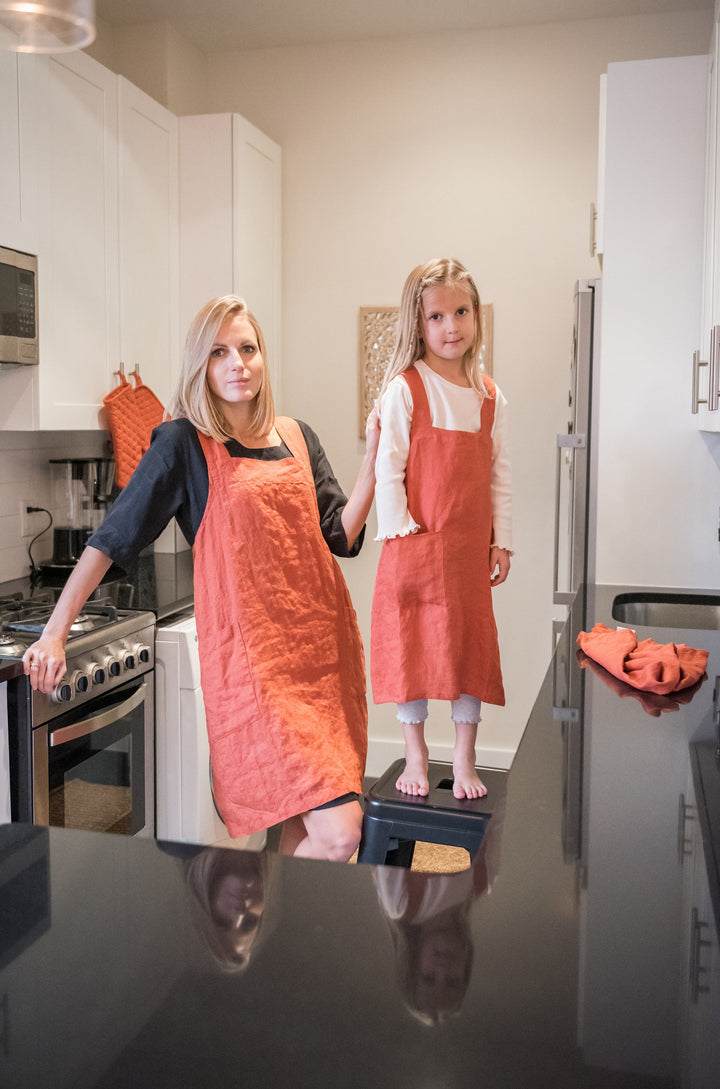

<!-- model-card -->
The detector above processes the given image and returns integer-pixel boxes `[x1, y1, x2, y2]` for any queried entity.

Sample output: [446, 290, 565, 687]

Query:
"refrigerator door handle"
[553, 433, 586, 605]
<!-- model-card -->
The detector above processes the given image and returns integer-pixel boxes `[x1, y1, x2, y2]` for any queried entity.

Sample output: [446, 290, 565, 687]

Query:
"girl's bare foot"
[452, 721, 486, 798]
[396, 722, 430, 795]
[396, 759, 430, 796]
[452, 761, 487, 799]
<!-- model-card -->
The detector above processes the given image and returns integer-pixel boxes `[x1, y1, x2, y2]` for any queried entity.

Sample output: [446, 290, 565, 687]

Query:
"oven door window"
[43, 679, 149, 835]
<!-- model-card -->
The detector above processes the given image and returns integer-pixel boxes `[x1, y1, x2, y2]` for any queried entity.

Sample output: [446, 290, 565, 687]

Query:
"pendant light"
[0, 0, 96, 53]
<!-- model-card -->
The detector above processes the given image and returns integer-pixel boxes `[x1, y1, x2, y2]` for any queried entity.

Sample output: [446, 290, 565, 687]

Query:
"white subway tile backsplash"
[0, 430, 110, 582]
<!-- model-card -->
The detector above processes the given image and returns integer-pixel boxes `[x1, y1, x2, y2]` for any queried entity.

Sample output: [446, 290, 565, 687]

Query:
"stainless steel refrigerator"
[552, 277, 600, 864]
[553, 278, 601, 613]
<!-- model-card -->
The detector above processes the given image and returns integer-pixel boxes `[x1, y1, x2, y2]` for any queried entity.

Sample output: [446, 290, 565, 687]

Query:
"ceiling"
[94, 0, 711, 54]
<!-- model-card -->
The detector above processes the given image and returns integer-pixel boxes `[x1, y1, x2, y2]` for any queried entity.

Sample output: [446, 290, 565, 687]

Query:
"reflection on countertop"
[0, 582, 718, 1089]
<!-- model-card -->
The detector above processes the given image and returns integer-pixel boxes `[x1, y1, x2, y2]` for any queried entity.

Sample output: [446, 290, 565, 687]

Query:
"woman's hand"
[365, 405, 381, 462]
[341, 406, 381, 550]
[21, 545, 113, 693]
[23, 636, 67, 694]
[489, 546, 511, 587]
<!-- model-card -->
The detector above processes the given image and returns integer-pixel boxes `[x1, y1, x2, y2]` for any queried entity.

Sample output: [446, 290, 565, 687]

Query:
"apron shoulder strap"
[402, 365, 431, 429]
[479, 374, 497, 429]
[275, 417, 311, 469]
[480, 373, 496, 398]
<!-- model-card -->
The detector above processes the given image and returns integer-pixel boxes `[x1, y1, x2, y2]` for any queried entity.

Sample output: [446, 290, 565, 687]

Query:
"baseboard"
[366, 738, 515, 778]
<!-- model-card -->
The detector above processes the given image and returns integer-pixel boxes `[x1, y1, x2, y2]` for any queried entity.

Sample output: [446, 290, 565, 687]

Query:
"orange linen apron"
[193, 419, 367, 837]
[371, 366, 505, 707]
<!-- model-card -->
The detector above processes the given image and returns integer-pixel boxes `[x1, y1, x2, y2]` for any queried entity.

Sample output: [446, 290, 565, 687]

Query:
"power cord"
[25, 506, 53, 578]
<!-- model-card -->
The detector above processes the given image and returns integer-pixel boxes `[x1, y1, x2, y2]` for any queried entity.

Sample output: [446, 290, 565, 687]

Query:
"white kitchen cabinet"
[179, 113, 282, 399]
[117, 78, 179, 410]
[0, 51, 22, 248]
[0, 50, 120, 431]
[695, 10, 720, 430]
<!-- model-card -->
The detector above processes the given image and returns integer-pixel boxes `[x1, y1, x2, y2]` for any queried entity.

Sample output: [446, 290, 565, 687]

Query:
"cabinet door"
[179, 113, 282, 398]
[117, 78, 178, 411]
[232, 115, 282, 398]
[23, 51, 119, 430]
[0, 51, 21, 246]
[698, 21, 720, 432]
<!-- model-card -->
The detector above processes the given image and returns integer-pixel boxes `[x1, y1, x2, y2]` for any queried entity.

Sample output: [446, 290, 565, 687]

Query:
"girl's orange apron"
[371, 366, 505, 707]
[193, 419, 367, 837]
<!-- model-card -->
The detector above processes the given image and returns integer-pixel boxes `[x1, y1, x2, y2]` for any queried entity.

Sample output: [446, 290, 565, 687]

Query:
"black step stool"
[357, 759, 507, 867]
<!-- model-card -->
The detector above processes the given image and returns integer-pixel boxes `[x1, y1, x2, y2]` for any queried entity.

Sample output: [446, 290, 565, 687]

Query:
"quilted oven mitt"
[102, 371, 165, 488]
[576, 622, 708, 695]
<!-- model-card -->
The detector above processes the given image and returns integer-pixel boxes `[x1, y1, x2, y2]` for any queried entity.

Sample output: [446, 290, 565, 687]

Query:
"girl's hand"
[23, 636, 68, 694]
[489, 546, 511, 587]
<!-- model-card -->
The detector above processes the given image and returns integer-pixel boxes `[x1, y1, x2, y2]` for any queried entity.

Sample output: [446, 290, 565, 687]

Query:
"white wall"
[192, 12, 712, 770]
[597, 55, 720, 589]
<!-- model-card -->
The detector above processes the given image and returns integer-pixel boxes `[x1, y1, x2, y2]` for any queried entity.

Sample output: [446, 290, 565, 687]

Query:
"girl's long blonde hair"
[380, 258, 487, 402]
[167, 295, 275, 442]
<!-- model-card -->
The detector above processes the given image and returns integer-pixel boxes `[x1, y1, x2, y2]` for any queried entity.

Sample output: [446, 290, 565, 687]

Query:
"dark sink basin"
[612, 592, 720, 631]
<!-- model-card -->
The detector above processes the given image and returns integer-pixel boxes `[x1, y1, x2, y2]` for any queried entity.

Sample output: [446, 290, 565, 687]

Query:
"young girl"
[371, 258, 512, 800]
[23, 295, 379, 862]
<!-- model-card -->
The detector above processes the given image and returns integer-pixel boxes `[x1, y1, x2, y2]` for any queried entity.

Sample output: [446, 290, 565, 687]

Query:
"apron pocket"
[392, 531, 446, 607]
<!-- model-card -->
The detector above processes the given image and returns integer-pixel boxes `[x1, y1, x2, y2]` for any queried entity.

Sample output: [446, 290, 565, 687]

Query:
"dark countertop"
[0, 658, 24, 683]
[0, 547, 194, 622]
[0, 583, 718, 1089]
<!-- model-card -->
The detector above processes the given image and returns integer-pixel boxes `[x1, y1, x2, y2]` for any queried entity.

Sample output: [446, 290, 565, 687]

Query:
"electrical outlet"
[19, 501, 44, 539]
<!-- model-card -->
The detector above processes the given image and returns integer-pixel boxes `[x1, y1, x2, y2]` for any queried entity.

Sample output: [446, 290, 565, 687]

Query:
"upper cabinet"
[22, 51, 120, 430]
[694, 14, 720, 430]
[179, 114, 282, 401]
[117, 78, 178, 410]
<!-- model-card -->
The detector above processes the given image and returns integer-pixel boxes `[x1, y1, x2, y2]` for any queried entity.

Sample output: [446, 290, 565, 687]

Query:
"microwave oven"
[0, 246, 38, 368]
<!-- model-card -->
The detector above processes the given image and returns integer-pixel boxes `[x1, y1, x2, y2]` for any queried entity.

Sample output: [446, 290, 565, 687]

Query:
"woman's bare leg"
[396, 722, 430, 796]
[278, 814, 309, 855]
[281, 800, 363, 862]
[452, 721, 487, 799]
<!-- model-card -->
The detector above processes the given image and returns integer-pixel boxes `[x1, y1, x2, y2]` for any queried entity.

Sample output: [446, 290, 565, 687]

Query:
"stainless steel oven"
[5, 599, 155, 837]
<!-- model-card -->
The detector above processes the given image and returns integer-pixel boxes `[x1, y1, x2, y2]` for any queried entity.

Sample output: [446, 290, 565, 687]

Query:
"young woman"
[24, 295, 379, 861]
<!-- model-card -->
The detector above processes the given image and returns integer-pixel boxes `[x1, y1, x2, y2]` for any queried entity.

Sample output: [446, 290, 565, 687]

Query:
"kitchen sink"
[611, 592, 720, 631]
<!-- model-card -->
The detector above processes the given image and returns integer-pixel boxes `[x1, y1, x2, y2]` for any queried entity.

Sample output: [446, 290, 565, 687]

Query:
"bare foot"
[396, 760, 429, 796]
[452, 762, 487, 799]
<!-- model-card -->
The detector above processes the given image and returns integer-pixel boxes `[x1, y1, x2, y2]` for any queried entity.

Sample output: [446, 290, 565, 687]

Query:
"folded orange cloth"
[576, 623, 708, 695]
[576, 648, 706, 716]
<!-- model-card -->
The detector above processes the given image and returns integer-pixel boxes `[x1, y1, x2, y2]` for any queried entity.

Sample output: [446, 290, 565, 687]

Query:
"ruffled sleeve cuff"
[374, 510, 420, 542]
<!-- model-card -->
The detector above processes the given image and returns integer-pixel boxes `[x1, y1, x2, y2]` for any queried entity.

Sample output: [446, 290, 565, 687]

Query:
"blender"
[44, 457, 115, 569]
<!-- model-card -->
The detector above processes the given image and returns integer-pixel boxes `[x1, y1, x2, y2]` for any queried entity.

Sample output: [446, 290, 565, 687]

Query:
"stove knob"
[73, 670, 90, 694]
[133, 643, 151, 665]
[102, 655, 121, 678]
[122, 650, 136, 670]
[89, 663, 106, 686]
[52, 680, 74, 703]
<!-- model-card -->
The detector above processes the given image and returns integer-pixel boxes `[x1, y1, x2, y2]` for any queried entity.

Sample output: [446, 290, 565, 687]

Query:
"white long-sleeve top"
[374, 360, 513, 548]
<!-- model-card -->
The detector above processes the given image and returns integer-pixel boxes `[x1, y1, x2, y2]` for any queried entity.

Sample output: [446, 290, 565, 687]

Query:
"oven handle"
[49, 682, 147, 747]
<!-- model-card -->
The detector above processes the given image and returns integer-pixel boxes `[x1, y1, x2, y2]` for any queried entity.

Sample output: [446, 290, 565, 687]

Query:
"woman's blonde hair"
[380, 258, 486, 402]
[167, 295, 275, 442]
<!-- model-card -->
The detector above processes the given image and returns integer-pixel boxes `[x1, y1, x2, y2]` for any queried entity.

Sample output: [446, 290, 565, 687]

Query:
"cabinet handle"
[692, 349, 708, 413]
[709, 327, 720, 412]
[677, 792, 695, 864]
[690, 907, 712, 1003]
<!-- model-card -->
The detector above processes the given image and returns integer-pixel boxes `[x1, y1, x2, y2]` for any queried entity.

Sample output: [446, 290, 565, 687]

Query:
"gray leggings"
[396, 694, 482, 726]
